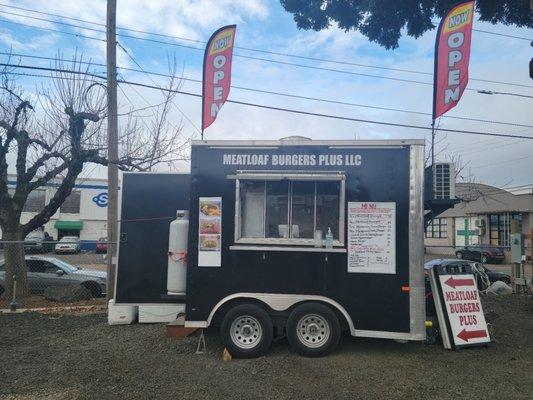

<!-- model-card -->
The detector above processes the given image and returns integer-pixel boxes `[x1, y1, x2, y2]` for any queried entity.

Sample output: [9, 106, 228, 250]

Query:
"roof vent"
[280, 136, 312, 141]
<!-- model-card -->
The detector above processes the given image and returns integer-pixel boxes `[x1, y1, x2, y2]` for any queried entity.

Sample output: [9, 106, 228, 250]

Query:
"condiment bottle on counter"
[325, 227, 333, 248]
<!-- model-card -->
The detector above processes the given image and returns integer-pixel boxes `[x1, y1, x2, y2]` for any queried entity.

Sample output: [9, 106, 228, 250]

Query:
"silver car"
[54, 236, 82, 254]
[24, 231, 54, 253]
[0, 256, 106, 298]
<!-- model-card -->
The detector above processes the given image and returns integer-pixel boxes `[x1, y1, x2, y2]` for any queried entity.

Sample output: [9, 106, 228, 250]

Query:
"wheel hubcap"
[230, 315, 262, 349]
[296, 314, 330, 348]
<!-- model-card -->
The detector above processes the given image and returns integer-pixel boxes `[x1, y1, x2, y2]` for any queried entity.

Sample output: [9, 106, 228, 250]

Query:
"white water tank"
[167, 210, 189, 294]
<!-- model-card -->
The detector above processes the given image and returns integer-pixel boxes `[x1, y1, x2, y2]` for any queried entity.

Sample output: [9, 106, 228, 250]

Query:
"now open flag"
[432, 1, 475, 120]
[202, 25, 237, 132]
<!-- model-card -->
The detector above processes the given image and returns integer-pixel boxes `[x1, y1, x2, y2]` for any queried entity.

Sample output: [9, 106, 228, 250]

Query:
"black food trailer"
[115, 139, 427, 357]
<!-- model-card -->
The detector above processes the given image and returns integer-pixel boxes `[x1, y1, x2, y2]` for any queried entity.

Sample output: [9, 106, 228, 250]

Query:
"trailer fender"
[203, 293, 356, 335]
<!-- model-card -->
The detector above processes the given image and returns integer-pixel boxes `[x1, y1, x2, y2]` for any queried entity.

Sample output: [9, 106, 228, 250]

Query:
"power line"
[4, 1, 531, 44]
[118, 82, 533, 140]
[445, 128, 532, 153]
[0, 17, 106, 42]
[457, 139, 531, 156]
[116, 41, 201, 134]
[471, 155, 533, 169]
[1, 3, 531, 89]
[3, 14, 532, 99]
[0, 16, 444, 89]
[3, 62, 533, 141]
[3, 51, 533, 130]
[478, 90, 533, 99]
[472, 28, 532, 41]
[0, 5, 532, 91]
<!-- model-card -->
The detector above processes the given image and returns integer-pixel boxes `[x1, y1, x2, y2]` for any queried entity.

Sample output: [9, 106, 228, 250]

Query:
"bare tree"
[0, 54, 190, 299]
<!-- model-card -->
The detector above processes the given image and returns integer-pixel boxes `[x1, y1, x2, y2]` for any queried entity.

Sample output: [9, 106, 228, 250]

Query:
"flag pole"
[431, 119, 435, 202]
[431, 119, 435, 167]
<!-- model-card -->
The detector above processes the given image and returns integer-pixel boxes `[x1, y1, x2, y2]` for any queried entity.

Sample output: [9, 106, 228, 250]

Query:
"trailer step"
[166, 316, 197, 339]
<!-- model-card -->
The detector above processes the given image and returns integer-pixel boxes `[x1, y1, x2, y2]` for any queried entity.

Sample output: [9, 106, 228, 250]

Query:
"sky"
[0, 0, 532, 188]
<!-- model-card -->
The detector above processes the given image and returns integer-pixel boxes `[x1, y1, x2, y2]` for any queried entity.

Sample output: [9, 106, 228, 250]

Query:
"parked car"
[54, 236, 81, 254]
[474, 263, 511, 285]
[96, 237, 108, 253]
[455, 245, 505, 264]
[0, 256, 107, 298]
[24, 231, 54, 253]
[423, 258, 511, 315]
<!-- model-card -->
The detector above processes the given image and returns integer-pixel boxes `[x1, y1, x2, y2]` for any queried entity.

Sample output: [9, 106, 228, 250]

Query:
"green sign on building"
[457, 218, 477, 246]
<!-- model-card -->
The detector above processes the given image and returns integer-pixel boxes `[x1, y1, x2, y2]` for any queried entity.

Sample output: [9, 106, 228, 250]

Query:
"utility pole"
[106, 0, 118, 301]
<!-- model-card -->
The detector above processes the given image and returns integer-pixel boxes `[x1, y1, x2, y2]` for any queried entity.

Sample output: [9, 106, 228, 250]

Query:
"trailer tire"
[221, 304, 273, 358]
[287, 302, 340, 357]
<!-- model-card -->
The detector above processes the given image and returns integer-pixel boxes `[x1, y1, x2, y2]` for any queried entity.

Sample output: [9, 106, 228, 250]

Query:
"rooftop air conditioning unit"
[433, 162, 455, 200]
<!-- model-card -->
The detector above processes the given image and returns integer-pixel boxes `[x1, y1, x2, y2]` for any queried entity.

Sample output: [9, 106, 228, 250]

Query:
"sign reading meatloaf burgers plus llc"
[439, 274, 490, 347]
[198, 197, 222, 267]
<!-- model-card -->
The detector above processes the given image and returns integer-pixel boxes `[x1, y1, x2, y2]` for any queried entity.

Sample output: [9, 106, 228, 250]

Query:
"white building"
[6, 175, 108, 250]
[425, 183, 533, 262]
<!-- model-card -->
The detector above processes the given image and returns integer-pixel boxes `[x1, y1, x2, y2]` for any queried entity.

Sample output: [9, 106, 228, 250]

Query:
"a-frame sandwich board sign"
[429, 264, 490, 350]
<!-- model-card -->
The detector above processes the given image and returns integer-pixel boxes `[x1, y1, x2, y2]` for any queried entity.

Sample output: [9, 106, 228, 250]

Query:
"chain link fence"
[1, 240, 531, 310]
[0, 240, 108, 310]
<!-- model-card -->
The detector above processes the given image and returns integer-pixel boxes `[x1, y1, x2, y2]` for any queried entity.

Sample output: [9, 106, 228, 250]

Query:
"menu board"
[347, 202, 396, 274]
[198, 197, 222, 267]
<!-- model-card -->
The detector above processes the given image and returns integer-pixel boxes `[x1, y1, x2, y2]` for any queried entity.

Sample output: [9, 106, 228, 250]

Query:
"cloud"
[2, 0, 269, 39]
[0, 0, 531, 186]
[0, 30, 58, 51]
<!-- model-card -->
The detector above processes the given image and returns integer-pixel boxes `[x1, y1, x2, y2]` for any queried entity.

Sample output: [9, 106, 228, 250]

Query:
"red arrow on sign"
[457, 328, 487, 342]
[444, 276, 475, 289]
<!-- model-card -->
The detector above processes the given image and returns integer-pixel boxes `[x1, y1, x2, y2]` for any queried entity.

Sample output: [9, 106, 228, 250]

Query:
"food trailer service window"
[231, 172, 345, 246]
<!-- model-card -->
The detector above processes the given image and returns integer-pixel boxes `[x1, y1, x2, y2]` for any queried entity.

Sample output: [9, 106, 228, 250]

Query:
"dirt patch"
[0, 295, 531, 400]
[0, 295, 106, 310]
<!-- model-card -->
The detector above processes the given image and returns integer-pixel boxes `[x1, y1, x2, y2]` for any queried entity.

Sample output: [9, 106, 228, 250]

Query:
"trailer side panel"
[115, 173, 190, 304]
[186, 142, 424, 335]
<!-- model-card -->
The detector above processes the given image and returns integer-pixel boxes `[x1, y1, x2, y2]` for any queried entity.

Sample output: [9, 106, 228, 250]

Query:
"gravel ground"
[1, 295, 532, 400]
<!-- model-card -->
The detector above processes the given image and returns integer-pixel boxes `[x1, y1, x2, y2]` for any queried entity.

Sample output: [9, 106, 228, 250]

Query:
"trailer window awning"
[54, 220, 83, 230]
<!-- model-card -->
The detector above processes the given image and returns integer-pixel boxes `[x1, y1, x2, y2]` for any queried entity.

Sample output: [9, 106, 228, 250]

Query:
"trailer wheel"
[221, 304, 273, 358]
[287, 303, 340, 357]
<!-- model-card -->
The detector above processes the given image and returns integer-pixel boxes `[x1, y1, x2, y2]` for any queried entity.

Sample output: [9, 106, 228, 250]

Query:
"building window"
[236, 174, 344, 246]
[8, 189, 46, 212]
[489, 213, 522, 247]
[425, 218, 447, 239]
[24, 190, 46, 212]
[60, 191, 81, 214]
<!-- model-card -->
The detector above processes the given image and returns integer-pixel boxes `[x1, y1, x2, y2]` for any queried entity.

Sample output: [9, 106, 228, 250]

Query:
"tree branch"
[28, 162, 69, 192]
[22, 163, 82, 236]
[26, 151, 68, 182]
[0, 100, 33, 153]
